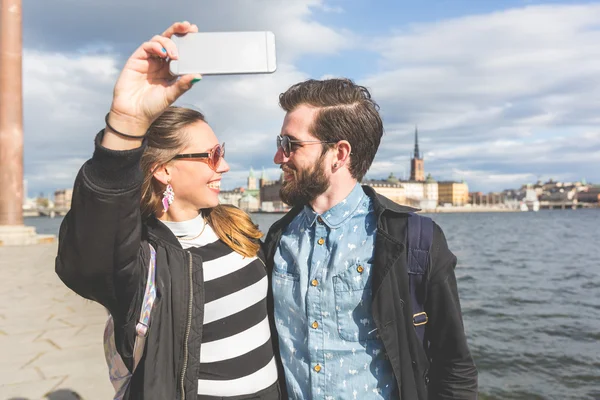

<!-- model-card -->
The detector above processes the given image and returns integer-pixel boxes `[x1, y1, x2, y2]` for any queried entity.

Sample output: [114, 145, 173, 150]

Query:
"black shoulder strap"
[407, 213, 433, 354]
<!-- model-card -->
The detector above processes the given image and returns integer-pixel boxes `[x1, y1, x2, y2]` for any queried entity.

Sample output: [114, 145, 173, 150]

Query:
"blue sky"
[20, 0, 600, 197]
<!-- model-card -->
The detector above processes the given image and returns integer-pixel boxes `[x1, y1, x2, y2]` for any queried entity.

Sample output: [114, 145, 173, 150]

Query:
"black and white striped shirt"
[163, 214, 278, 399]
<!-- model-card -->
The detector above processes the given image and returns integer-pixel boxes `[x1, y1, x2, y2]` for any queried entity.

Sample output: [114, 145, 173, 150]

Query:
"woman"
[55, 22, 284, 400]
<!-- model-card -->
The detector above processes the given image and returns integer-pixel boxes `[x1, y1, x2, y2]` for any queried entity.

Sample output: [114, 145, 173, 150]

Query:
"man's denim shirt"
[273, 183, 396, 399]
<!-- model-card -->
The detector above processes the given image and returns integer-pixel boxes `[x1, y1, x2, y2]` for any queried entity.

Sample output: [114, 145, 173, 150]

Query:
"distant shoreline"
[421, 207, 518, 213]
[252, 206, 598, 215]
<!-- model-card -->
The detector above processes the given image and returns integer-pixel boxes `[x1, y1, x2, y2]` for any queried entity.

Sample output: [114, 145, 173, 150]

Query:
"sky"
[18, 0, 600, 197]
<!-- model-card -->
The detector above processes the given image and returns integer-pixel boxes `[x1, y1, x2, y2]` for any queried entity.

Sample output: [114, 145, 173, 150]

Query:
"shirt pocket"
[272, 268, 302, 339]
[332, 262, 378, 342]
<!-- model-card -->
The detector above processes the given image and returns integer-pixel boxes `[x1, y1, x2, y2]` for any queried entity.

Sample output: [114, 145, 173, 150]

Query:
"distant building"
[260, 172, 288, 211]
[578, 185, 600, 204]
[245, 167, 276, 206]
[421, 174, 439, 209]
[219, 188, 244, 208]
[239, 192, 260, 212]
[54, 189, 73, 209]
[364, 128, 439, 209]
[361, 174, 406, 205]
[219, 187, 261, 212]
[246, 168, 260, 201]
[410, 127, 425, 182]
[438, 181, 469, 206]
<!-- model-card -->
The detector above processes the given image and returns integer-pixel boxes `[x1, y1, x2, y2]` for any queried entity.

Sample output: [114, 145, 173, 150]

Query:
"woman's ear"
[153, 164, 171, 185]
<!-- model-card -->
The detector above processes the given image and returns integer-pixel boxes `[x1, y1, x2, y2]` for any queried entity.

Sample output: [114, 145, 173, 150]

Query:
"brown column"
[0, 0, 24, 225]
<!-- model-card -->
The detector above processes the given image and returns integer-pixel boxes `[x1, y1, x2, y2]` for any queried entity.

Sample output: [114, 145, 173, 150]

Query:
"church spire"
[413, 126, 420, 159]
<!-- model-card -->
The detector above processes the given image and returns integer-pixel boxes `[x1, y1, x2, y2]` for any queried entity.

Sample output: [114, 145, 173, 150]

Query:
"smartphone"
[169, 31, 277, 76]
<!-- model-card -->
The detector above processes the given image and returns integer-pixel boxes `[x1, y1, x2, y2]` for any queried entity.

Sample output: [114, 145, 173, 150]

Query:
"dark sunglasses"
[171, 143, 225, 171]
[276, 135, 338, 158]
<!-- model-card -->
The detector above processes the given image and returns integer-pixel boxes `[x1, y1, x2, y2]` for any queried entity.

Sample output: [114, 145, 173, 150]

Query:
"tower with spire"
[259, 167, 268, 188]
[410, 126, 425, 181]
[247, 167, 257, 190]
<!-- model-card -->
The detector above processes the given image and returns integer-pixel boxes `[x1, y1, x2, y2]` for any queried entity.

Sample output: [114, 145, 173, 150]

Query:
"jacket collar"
[145, 215, 184, 249]
[361, 185, 419, 218]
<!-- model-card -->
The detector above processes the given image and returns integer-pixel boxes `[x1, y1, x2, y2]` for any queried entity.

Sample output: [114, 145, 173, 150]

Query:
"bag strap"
[407, 213, 433, 355]
[131, 243, 157, 372]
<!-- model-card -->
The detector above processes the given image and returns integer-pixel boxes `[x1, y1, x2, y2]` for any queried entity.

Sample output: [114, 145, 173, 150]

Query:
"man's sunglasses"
[276, 135, 338, 158]
[171, 143, 225, 171]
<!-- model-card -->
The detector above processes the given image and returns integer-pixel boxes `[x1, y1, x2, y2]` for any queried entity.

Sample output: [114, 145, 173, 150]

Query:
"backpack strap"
[407, 213, 433, 355]
[131, 243, 157, 372]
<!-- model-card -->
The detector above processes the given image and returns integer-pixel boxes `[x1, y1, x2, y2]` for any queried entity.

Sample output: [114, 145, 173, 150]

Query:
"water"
[29, 210, 600, 399]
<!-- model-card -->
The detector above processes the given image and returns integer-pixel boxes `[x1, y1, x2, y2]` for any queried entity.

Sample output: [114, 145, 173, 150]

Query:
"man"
[263, 78, 478, 399]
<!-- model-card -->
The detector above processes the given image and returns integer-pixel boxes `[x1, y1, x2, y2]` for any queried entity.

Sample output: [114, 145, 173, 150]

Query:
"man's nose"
[274, 146, 288, 165]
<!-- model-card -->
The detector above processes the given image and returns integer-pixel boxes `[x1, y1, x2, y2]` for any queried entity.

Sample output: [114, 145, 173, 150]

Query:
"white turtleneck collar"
[161, 212, 219, 248]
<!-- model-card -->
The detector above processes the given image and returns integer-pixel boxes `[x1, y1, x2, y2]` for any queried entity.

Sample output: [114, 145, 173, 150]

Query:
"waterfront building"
[361, 174, 406, 205]
[54, 189, 73, 210]
[219, 188, 244, 208]
[246, 167, 260, 201]
[259, 172, 287, 211]
[577, 185, 600, 204]
[438, 181, 469, 206]
[239, 192, 260, 212]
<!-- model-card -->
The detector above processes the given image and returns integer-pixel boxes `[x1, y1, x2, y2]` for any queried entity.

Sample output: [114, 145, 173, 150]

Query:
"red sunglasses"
[171, 143, 225, 171]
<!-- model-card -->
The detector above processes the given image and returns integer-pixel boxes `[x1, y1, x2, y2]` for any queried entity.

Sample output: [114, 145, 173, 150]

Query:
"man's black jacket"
[262, 186, 478, 399]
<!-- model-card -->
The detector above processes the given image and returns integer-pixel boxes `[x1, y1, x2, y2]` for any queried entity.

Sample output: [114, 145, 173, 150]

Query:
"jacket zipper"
[257, 257, 267, 269]
[180, 251, 193, 400]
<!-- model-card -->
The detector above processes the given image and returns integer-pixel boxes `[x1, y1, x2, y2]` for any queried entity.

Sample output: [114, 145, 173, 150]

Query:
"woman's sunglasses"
[171, 143, 225, 171]
[276, 135, 338, 158]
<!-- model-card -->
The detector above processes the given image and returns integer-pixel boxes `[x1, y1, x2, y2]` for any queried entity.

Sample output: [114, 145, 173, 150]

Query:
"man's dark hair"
[279, 78, 383, 181]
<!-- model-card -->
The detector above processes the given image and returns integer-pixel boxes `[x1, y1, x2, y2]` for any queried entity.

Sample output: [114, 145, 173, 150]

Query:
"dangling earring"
[162, 183, 175, 212]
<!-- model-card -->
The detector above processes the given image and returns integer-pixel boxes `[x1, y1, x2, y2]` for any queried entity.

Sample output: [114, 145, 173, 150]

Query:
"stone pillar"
[0, 0, 23, 226]
[0, 0, 53, 245]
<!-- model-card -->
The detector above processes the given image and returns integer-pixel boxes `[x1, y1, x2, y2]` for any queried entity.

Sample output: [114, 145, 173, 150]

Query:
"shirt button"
[314, 364, 322, 372]
[357, 265, 364, 273]
[311, 321, 319, 329]
[311, 279, 319, 287]
[317, 216, 324, 224]
[317, 237, 325, 245]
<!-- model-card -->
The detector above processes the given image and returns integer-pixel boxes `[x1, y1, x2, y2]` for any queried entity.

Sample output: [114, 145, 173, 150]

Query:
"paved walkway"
[0, 243, 113, 399]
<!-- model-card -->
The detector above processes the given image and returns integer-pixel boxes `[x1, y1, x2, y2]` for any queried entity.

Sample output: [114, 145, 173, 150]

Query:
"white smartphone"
[169, 31, 277, 76]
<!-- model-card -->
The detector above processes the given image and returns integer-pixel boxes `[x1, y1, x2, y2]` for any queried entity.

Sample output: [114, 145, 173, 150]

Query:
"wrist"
[106, 110, 150, 138]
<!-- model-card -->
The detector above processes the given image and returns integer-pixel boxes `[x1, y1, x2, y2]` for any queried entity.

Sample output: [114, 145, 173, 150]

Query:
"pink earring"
[162, 183, 174, 212]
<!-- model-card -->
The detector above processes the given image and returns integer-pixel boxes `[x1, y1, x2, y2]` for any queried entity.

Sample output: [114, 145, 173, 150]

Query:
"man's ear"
[333, 140, 352, 170]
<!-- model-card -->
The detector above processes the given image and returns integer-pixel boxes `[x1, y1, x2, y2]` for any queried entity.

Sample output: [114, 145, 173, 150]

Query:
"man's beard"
[280, 155, 329, 207]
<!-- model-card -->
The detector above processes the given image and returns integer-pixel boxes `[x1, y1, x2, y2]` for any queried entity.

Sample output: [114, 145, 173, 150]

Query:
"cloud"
[23, 50, 119, 192]
[20, 0, 353, 196]
[22, 0, 353, 62]
[19, 2, 600, 196]
[359, 4, 600, 191]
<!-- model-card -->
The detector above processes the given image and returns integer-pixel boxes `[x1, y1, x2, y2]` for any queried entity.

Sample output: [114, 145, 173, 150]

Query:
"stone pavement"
[0, 243, 113, 399]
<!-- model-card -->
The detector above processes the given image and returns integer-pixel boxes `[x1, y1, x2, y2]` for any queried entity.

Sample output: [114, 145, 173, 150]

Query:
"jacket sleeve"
[425, 223, 478, 399]
[55, 130, 147, 320]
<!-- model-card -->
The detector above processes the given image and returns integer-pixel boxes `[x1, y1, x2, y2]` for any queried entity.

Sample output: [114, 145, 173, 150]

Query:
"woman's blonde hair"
[140, 106, 262, 258]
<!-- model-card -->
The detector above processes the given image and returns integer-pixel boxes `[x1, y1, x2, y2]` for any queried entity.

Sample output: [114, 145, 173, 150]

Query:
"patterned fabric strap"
[136, 244, 157, 337]
[132, 244, 157, 371]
